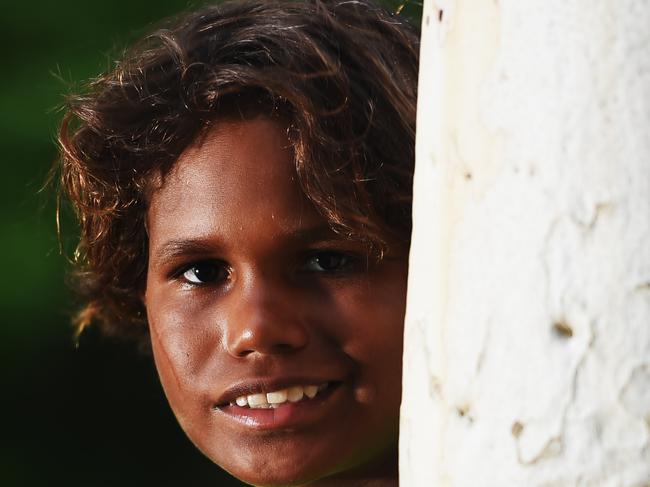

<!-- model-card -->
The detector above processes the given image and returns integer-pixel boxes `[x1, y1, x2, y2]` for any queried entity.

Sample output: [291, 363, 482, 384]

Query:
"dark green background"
[1, 1, 420, 485]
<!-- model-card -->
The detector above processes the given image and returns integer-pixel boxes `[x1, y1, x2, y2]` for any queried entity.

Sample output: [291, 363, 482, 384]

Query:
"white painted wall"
[400, 1, 650, 485]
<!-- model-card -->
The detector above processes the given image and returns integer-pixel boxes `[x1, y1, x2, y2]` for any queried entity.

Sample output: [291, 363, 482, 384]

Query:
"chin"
[204, 439, 343, 486]
[204, 434, 398, 487]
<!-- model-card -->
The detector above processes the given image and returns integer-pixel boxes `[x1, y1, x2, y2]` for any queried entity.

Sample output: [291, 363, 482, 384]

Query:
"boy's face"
[144, 117, 407, 486]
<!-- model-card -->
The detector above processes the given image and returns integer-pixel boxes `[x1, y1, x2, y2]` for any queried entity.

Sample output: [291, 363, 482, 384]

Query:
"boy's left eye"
[301, 250, 357, 273]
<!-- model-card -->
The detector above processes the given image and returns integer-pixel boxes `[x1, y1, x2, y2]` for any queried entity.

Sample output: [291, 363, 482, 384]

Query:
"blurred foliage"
[0, 0, 421, 485]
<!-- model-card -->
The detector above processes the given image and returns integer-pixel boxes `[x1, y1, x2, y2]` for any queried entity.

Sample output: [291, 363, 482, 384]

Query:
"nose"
[223, 277, 309, 358]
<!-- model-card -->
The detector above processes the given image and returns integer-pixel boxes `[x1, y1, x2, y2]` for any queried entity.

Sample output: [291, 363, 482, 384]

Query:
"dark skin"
[144, 117, 408, 486]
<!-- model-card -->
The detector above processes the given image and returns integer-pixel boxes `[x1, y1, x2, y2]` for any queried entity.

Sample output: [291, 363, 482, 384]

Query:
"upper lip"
[215, 376, 343, 406]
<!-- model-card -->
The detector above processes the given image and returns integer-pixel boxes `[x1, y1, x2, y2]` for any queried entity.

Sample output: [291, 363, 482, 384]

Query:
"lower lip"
[215, 385, 341, 430]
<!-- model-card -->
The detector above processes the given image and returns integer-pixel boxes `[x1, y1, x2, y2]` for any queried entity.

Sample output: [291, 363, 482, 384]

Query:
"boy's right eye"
[180, 261, 229, 285]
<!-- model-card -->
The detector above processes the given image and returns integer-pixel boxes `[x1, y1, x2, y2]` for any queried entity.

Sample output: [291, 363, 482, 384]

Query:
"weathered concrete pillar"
[400, 1, 650, 485]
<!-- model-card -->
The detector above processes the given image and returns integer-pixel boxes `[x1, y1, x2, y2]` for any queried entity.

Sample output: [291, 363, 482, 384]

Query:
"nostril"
[272, 343, 299, 354]
[225, 324, 309, 358]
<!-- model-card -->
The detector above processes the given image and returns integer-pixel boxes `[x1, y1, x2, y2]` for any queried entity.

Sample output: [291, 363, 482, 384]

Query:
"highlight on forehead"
[143, 100, 295, 199]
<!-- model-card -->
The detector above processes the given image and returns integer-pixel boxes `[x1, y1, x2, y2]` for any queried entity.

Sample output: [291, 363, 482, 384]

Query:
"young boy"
[58, 1, 419, 485]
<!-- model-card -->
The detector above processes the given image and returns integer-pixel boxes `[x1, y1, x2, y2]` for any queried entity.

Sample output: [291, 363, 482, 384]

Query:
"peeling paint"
[620, 364, 650, 418]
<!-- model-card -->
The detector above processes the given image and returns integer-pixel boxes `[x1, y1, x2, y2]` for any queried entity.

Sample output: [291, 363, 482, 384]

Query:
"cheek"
[332, 270, 407, 403]
[146, 291, 221, 417]
[337, 270, 407, 354]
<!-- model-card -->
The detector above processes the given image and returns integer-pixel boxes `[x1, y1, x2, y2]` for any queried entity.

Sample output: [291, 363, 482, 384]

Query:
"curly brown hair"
[57, 0, 419, 344]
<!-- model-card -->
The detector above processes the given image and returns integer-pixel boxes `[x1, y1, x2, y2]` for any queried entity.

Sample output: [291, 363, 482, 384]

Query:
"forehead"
[146, 117, 319, 246]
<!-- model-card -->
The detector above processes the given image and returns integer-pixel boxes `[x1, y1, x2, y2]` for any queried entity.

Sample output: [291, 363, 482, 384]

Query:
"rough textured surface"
[400, 0, 650, 485]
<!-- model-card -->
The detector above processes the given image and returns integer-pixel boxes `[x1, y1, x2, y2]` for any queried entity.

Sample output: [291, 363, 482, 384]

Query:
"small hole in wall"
[455, 404, 474, 423]
[438, 9, 444, 22]
[511, 421, 524, 438]
[464, 172, 472, 180]
[553, 321, 574, 338]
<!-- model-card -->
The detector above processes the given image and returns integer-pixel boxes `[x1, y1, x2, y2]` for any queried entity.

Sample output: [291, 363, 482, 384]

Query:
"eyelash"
[176, 260, 230, 286]
[301, 250, 360, 274]
[174, 250, 361, 287]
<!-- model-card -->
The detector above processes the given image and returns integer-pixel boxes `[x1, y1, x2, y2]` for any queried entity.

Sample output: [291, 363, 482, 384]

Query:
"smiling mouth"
[214, 379, 345, 429]
[218, 382, 336, 410]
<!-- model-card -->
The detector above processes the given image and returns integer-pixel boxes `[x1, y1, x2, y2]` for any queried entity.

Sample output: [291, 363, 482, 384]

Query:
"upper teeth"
[231, 383, 328, 409]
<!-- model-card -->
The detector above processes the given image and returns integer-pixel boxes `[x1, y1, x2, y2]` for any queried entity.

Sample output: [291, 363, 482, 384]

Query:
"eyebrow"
[152, 225, 343, 264]
[282, 225, 341, 243]
[151, 239, 219, 265]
